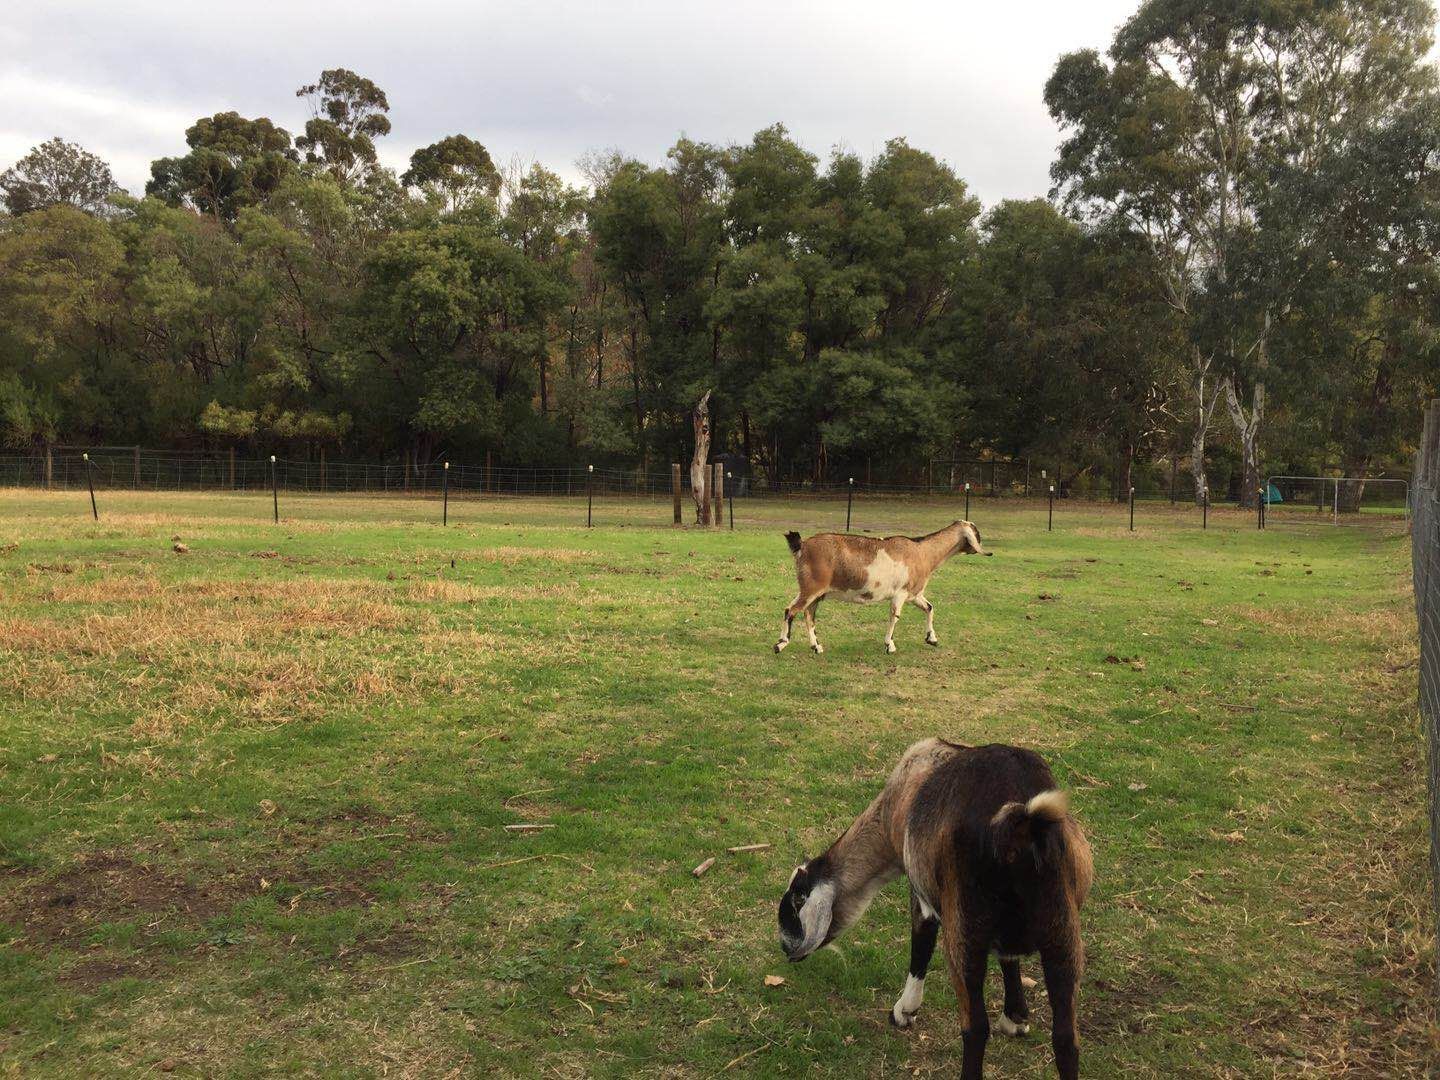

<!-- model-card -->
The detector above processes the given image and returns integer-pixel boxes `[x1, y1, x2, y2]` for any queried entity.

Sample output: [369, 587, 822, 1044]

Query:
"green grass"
[0, 489, 1433, 1077]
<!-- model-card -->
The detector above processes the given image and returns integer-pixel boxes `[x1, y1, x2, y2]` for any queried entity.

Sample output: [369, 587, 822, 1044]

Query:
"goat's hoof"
[774, 641, 788, 653]
[890, 1006, 918, 1029]
[925, 636, 939, 647]
[811, 643, 824, 654]
[885, 642, 897, 655]
[996, 1014, 1030, 1037]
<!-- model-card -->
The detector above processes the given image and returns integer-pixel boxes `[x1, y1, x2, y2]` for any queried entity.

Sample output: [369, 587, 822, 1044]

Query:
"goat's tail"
[991, 790, 1071, 871]
[784, 531, 803, 555]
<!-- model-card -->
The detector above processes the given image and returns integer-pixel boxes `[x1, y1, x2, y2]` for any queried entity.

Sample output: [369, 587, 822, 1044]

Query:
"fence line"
[0, 448, 1415, 512]
[1411, 400, 1440, 996]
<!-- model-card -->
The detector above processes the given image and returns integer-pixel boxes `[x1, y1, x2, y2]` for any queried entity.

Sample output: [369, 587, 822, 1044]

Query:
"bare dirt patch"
[55, 954, 157, 989]
[0, 842, 404, 951]
[0, 852, 233, 946]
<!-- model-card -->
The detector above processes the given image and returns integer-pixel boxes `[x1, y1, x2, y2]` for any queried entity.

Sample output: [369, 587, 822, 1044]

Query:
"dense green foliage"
[3, 0, 1440, 493]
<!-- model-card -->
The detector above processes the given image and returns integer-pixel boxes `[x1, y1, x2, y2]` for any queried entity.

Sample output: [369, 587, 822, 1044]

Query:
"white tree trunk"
[1224, 378, 1265, 508]
[1189, 349, 1221, 505]
[691, 390, 712, 525]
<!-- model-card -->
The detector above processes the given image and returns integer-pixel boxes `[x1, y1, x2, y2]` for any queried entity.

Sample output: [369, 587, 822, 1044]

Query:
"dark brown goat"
[778, 739, 1092, 1080]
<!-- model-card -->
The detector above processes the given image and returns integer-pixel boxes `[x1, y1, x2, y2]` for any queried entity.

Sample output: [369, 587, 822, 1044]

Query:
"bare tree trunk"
[1190, 350, 1222, 505]
[1338, 458, 1369, 513]
[1224, 378, 1265, 509]
[691, 390, 712, 524]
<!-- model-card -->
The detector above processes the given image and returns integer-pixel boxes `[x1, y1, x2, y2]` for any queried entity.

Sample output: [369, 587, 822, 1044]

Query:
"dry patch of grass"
[2, 581, 413, 662]
[405, 579, 606, 604]
[471, 545, 592, 565]
[1233, 601, 1411, 647]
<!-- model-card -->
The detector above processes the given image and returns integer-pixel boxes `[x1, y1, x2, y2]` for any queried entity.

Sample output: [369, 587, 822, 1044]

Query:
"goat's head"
[953, 520, 987, 556]
[778, 858, 837, 961]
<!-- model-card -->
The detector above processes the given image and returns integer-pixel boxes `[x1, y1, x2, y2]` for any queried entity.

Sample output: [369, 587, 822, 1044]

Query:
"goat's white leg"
[911, 594, 937, 646]
[804, 602, 823, 653]
[997, 956, 1031, 1036]
[775, 596, 799, 652]
[884, 595, 905, 654]
[892, 892, 939, 1028]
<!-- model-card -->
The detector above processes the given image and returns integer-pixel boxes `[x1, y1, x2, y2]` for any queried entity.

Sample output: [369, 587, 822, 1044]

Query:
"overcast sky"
[2, 0, 1140, 209]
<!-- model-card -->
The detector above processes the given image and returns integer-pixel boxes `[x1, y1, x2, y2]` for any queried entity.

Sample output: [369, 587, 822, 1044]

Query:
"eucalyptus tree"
[0, 205, 122, 446]
[589, 139, 728, 466]
[402, 135, 501, 213]
[1, 138, 119, 216]
[1276, 92, 1440, 505]
[344, 216, 567, 466]
[295, 69, 392, 184]
[147, 112, 298, 222]
[1047, 0, 1438, 505]
[501, 164, 587, 418]
[956, 199, 1182, 491]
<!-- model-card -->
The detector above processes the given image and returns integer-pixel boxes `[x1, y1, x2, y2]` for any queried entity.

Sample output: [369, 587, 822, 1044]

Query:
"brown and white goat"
[778, 739, 1092, 1080]
[775, 520, 986, 654]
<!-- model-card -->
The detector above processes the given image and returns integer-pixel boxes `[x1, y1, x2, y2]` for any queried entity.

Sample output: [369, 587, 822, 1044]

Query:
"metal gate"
[1264, 474, 1410, 526]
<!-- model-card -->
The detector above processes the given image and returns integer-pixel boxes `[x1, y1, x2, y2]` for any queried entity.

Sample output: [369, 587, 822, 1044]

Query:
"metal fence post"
[672, 463, 682, 525]
[442, 461, 450, 525]
[83, 453, 97, 520]
[964, 481, 970, 520]
[270, 455, 278, 523]
[1048, 485, 1054, 532]
[1203, 486, 1209, 530]
[587, 464, 594, 527]
[727, 471, 734, 530]
[1129, 486, 1135, 531]
[846, 477, 854, 532]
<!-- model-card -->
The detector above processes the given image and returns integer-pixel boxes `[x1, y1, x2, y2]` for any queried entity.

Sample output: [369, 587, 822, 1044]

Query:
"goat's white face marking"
[779, 879, 835, 961]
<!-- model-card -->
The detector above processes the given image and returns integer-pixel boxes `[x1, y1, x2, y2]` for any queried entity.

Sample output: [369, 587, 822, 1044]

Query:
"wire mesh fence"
[1264, 474, 1411, 525]
[0, 447, 1414, 537]
[1411, 400, 1440, 995]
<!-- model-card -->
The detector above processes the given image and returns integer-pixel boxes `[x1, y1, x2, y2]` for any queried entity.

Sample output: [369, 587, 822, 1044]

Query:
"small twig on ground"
[552, 853, 596, 873]
[726, 843, 770, 853]
[503, 787, 554, 807]
[1215, 702, 1259, 711]
[478, 854, 546, 871]
[692, 857, 716, 878]
[504, 823, 555, 832]
[722, 1042, 772, 1072]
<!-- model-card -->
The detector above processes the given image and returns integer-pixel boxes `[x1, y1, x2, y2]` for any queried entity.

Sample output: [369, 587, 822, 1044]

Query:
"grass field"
[0, 489, 1434, 1077]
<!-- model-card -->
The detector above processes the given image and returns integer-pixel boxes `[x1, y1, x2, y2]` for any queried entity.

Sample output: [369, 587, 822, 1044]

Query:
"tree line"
[2, 0, 1438, 506]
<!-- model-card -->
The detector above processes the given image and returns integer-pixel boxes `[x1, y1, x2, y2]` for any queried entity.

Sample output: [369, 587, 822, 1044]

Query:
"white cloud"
[1, 0, 1141, 205]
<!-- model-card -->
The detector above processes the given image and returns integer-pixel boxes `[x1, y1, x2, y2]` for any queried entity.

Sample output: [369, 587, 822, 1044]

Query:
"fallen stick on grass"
[726, 843, 770, 853]
[504, 823, 555, 832]
[692, 857, 716, 878]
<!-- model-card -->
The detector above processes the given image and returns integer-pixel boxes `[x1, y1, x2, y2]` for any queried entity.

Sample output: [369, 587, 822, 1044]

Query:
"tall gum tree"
[1047, 0, 1438, 505]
